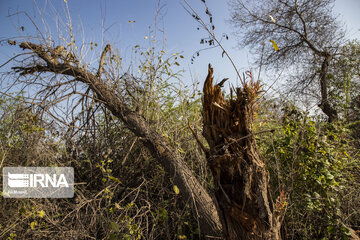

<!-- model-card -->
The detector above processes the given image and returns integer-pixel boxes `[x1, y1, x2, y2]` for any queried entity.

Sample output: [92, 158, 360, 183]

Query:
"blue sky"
[1, 0, 360, 89]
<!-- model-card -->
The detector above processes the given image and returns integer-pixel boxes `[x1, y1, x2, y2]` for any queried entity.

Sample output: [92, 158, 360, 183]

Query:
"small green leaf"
[327, 226, 336, 233]
[19, 207, 26, 214]
[342, 226, 351, 236]
[108, 176, 121, 183]
[110, 221, 120, 232]
[109, 233, 118, 240]
[325, 172, 334, 180]
[313, 192, 321, 199]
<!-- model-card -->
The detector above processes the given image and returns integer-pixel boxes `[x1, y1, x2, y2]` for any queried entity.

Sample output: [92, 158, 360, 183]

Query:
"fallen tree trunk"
[202, 65, 283, 239]
[14, 42, 222, 238]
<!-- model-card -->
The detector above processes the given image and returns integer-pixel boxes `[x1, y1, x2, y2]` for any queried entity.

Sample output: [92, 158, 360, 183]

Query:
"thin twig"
[121, 137, 138, 165]
[187, 121, 209, 157]
[183, 0, 244, 84]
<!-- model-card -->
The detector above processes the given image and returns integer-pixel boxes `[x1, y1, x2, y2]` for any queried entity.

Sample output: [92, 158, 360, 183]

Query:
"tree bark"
[14, 42, 223, 238]
[202, 65, 283, 239]
[318, 54, 338, 122]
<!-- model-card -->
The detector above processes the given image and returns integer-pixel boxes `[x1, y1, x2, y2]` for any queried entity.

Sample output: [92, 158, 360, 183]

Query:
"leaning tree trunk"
[318, 54, 338, 122]
[13, 42, 222, 238]
[202, 65, 283, 239]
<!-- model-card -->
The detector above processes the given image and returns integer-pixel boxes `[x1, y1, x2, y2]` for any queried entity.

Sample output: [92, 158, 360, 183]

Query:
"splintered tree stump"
[202, 64, 282, 239]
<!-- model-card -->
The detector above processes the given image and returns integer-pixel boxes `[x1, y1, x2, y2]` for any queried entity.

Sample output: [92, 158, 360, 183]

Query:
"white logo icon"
[8, 173, 29, 188]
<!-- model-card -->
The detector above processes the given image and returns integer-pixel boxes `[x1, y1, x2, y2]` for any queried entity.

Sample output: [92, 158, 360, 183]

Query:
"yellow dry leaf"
[64, 0, 67, 3]
[37, 210, 45, 218]
[269, 15, 276, 23]
[270, 40, 279, 51]
[173, 185, 180, 195]
[30, 221, 37, 230]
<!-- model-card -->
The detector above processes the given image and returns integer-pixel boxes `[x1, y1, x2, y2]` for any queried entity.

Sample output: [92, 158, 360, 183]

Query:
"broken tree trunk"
[202, 65, 283, 239]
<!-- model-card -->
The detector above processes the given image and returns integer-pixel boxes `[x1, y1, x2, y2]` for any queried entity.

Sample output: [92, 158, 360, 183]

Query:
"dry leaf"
[270, 40, 279, 51]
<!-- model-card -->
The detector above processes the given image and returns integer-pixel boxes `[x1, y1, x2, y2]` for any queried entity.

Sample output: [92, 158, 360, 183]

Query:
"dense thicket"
[0, 1, 359, 239]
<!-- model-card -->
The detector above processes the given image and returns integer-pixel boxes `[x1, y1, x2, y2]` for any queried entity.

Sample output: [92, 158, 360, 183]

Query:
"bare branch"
[97, 44, 111, 77]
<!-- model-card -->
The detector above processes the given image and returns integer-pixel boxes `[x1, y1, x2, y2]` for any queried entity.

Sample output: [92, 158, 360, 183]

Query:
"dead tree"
[202, 65, 284, 239]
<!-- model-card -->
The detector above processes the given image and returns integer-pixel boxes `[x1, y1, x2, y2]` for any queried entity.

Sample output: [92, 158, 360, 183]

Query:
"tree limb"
[97, 44, 111, 77]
